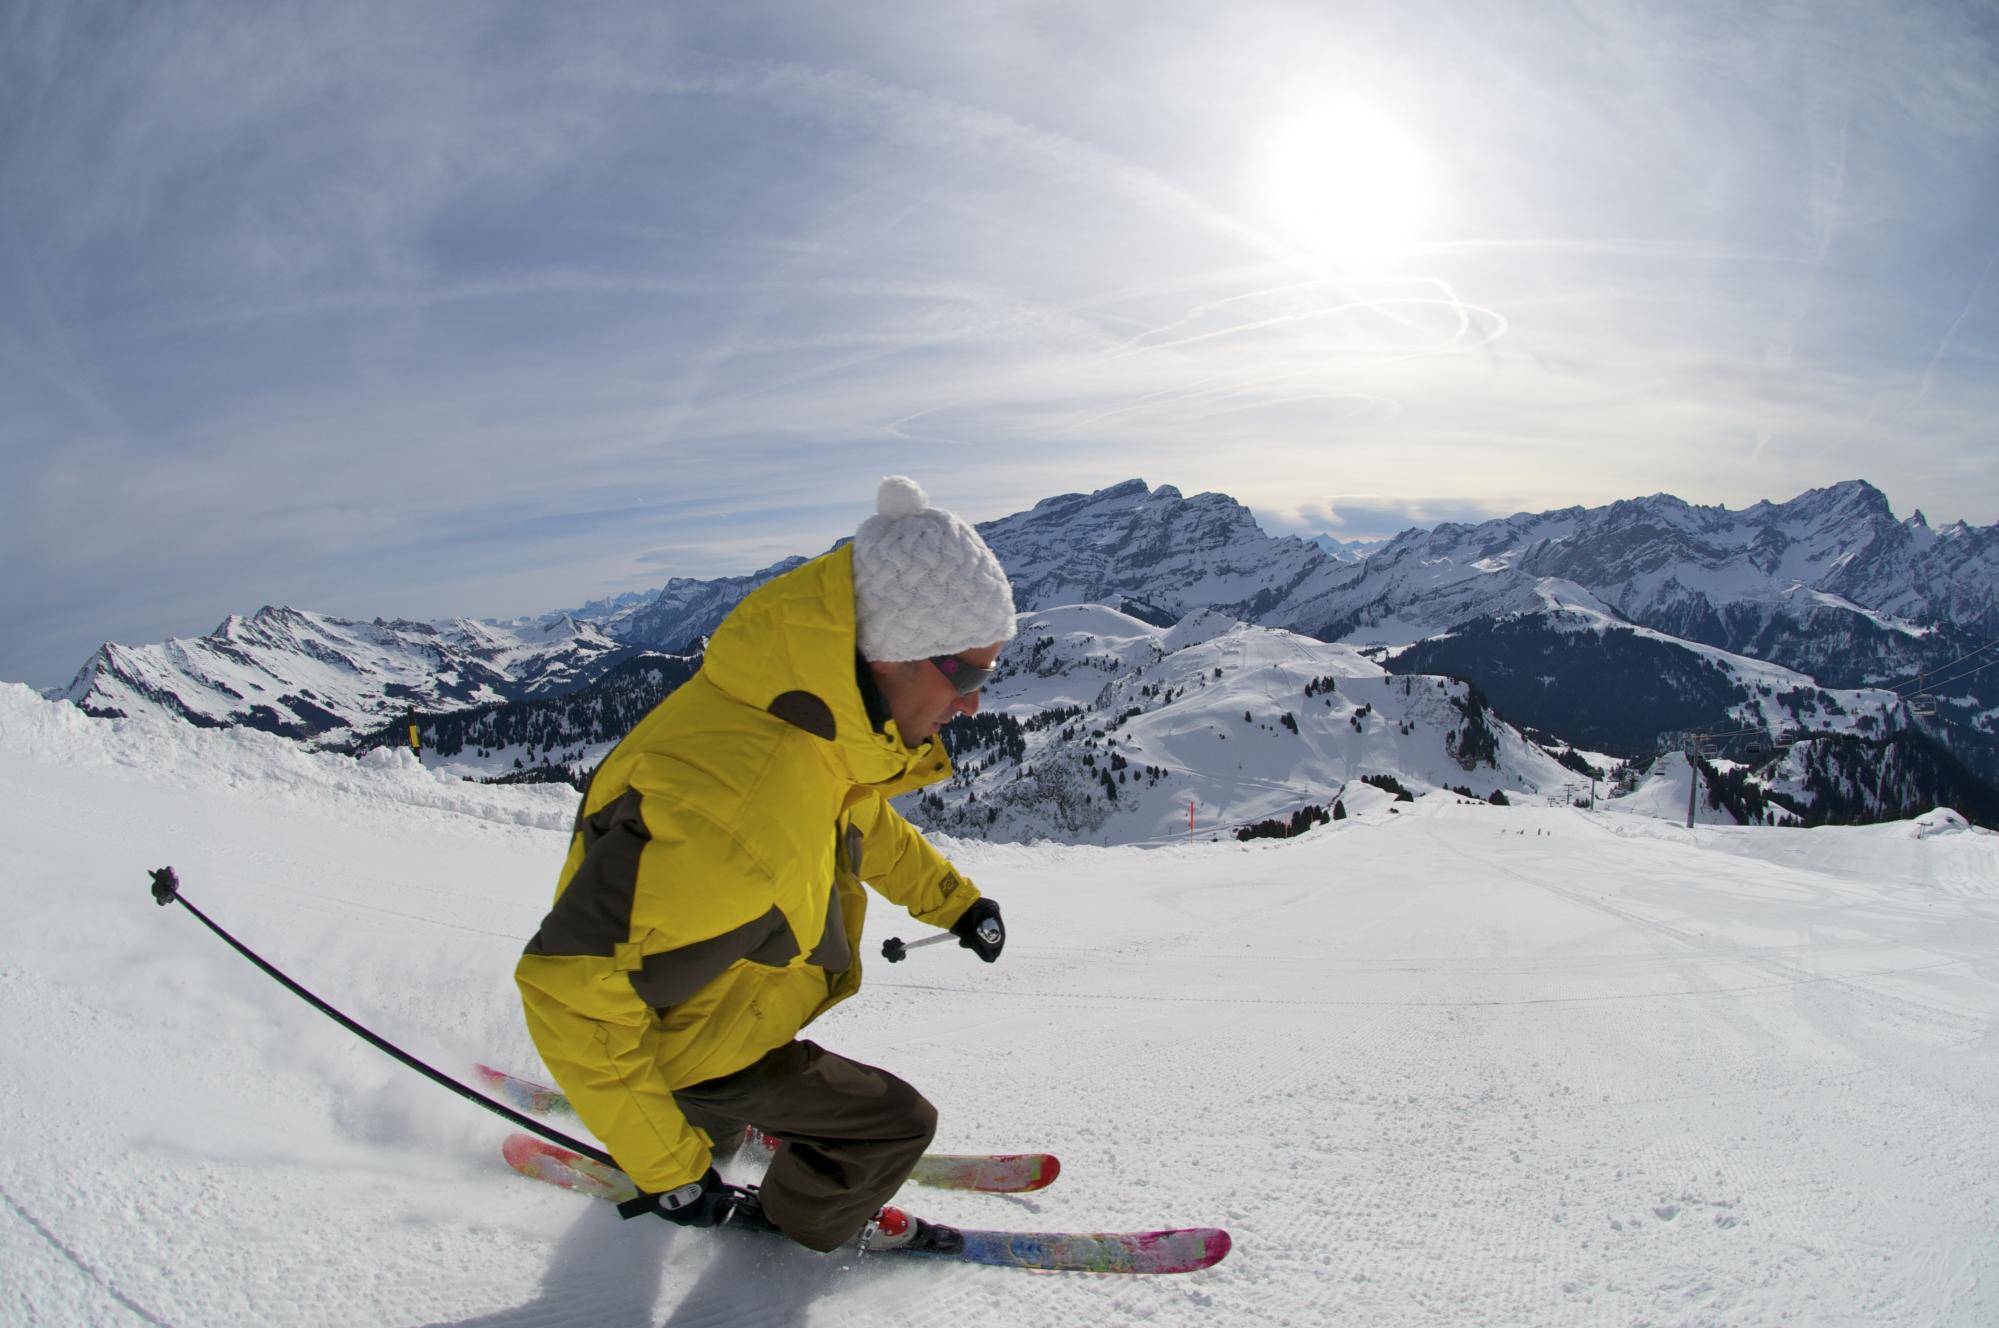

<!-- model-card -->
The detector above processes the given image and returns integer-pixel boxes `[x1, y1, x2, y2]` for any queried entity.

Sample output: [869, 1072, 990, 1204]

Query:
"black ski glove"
[617, 1167, 735, 1227]
[950, 897, 1006, 963]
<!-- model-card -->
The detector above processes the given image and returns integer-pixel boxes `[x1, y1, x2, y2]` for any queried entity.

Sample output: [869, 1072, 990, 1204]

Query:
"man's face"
[869, 641, 1003, 745]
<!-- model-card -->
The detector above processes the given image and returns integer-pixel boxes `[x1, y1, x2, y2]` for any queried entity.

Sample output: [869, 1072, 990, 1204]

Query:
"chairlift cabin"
[1696, 739, 1720, 759]
[1911, 692, 1938, 717]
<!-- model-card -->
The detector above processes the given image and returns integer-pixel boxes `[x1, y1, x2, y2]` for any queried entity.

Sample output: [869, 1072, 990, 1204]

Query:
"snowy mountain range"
[1272, 481, 1997, 646]
[59, 606, 639, 739]
[52, 478, 1999, 834]
[617, 478, 1991, 705]
[583, 477, 1999, 797]
[1307, 533, 1389, 561]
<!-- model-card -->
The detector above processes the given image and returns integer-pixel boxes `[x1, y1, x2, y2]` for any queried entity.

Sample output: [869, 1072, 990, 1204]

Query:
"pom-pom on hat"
[852, 476, 1016, 662]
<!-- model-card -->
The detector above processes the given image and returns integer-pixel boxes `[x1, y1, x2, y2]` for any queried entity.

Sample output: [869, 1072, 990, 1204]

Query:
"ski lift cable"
[1883, 651, 1999, 706]
[1910, 653, 1999, 696]
[1681, 634, 1999, 746]
[1663, 720, 1763, 753]
[1942, 656, 1999, 686]
[1887, 635, 1999, 698]
[1925, 633, 1999, 679]
[1553, 632, 1999, 761]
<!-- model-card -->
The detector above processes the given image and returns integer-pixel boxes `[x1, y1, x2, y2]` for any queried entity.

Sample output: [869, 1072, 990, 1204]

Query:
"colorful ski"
[500, 1134, 1229, 1275]
[502, 1131, 633, 1202]
[474, 1063, 575, 1115]
[953, 1226, 1232, 1276]
[907, 1151, 1060, 1195]
[476, 1064, 1059, 1194]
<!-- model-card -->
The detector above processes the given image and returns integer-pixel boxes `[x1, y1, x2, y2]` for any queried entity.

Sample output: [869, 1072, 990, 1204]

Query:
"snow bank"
[1910, 807, 1976, 838]
[0, 682, 575, 831]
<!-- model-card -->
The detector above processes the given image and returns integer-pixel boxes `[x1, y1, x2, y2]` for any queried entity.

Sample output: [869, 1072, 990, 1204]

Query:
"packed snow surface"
[3, 682, 1996, 1326]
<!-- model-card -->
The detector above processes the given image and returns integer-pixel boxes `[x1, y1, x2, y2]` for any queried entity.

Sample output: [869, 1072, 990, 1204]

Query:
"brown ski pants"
[674, 1039, 937, 1251]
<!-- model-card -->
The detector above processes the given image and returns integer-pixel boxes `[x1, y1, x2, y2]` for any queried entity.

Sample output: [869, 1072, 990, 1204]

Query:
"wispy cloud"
[3, 0, 1996, 685]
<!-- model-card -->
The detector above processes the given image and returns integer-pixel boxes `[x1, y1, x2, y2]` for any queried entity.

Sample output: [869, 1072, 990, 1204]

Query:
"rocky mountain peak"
[1788, 478, 1892, 519]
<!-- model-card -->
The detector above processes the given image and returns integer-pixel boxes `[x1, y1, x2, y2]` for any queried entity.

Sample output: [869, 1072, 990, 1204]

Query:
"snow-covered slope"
[1384, 577, 1959, 775]
[6, 683, 1998, 1326]
[60, 606, 632, 741]
[1605, 750, 1760, 827]
[917, 607, 1574, 845]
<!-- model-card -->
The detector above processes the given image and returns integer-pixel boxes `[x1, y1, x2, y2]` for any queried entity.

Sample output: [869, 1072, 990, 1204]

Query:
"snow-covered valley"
[3, 683, 1995, 1326]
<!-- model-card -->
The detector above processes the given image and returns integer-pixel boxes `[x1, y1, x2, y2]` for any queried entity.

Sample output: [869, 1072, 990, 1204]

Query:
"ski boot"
[865, 1205, 965, 1255]
[724, 1186, 785, 1238]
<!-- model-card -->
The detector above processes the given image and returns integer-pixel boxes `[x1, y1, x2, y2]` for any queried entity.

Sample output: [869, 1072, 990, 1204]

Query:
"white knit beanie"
[852, 476, 1016, 662]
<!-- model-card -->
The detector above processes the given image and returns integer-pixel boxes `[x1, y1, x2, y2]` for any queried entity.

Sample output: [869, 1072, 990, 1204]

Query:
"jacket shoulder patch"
[767, 690, 836, 741]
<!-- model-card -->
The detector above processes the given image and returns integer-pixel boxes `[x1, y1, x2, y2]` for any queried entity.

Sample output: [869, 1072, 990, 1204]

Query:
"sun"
[1249, 102, 1431, 260]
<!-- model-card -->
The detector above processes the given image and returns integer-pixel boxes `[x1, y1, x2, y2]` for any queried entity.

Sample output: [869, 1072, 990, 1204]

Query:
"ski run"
[3, 680, 1996, 1325]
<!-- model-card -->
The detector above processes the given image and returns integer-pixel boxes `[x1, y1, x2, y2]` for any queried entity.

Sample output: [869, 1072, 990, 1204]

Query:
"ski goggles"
[928, 652, 999, 696]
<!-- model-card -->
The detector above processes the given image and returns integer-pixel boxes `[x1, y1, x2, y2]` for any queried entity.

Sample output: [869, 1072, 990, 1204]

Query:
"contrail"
[1919, 247, 1999, 399]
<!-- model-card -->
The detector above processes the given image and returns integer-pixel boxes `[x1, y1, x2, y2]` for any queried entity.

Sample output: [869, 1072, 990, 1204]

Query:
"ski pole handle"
[881, 933, 951, 963]
[881, 916, 1002, 963]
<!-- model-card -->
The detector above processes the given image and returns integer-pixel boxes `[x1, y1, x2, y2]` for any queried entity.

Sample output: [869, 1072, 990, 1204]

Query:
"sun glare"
[1251, 103, 1431, 260]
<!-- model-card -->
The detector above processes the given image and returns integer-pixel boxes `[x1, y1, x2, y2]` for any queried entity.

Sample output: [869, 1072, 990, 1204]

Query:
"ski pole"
[881, 915, 1001, 963]
[146, 866, 616, 1168]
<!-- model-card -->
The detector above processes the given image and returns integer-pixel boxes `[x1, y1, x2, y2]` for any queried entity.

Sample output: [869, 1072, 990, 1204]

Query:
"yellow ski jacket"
[514, 546, 981, 1194]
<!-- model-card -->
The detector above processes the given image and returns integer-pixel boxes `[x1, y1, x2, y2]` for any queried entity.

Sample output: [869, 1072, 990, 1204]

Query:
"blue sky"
[4, 1, 1997, 687]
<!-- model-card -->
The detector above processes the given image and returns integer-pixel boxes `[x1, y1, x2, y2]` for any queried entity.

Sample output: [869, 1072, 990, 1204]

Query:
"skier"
[515, 476, 1013, 1255]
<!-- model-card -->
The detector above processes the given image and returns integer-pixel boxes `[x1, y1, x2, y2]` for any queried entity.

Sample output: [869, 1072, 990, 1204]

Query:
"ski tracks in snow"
[1421, 810, 1999, 1323]
[850, 803, 1999, 1325]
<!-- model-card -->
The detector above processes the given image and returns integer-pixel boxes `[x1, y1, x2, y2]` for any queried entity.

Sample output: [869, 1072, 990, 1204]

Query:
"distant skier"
[515, 476, 1013, 1254]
